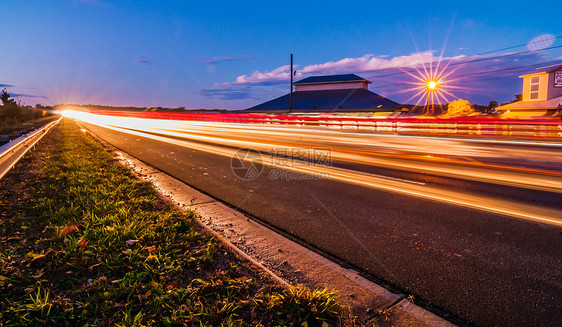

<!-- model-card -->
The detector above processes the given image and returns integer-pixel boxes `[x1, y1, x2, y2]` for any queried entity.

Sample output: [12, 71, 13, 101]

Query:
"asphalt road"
[78, 119, 562, 327]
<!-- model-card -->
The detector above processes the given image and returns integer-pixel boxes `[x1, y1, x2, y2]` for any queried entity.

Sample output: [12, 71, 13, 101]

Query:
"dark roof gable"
[294, 74, 370, 85]
[245, 88, 401, 112]
[539, 63, 562, 73]
[520, 63, 562, 77]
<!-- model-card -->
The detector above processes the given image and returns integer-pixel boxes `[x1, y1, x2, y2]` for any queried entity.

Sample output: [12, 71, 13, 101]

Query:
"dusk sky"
[2, 0, 561, 109]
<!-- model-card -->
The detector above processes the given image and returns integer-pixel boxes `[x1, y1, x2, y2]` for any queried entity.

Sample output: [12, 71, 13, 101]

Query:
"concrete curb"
[192, 210, 292, 289]
[80, 120, 456, 326]
[113, 150, 456, 327]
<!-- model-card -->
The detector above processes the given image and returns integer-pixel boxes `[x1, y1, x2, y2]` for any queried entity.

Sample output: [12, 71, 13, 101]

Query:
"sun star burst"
[397, 51, 469, 115]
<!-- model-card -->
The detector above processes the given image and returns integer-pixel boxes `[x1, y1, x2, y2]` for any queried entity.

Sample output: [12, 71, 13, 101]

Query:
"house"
[245, 74, 403, 114]
[497, 63, 562, 117]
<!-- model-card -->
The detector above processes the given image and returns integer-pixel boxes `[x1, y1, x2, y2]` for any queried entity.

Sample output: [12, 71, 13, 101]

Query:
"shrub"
[447, 99, 474, 116]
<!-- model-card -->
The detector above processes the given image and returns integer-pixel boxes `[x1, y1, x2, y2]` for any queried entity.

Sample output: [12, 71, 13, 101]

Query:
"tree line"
[0, 88, 54, 134]
[0, 88, 52, 120]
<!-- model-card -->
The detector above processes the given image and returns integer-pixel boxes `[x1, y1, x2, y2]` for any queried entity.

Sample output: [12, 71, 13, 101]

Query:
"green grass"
[0, 119, 344, 326]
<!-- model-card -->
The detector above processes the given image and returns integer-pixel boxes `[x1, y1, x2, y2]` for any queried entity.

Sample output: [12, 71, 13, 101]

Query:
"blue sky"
[1, 0, 561, 109]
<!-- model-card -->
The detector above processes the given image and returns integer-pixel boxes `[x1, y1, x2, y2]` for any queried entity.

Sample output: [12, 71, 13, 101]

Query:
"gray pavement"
[81, 121, 562, 327]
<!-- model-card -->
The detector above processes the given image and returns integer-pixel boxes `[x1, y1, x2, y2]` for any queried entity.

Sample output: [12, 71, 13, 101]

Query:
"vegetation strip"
[0, 119, 344, 326]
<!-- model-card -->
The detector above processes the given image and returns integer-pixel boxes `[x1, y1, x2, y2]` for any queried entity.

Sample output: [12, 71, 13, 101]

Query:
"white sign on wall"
[555, 70, 562, 87]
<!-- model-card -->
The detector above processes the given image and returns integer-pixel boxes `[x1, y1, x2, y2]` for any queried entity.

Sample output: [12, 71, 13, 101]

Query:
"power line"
[375, 59, 562, 89]
[475, 35, 562, 55]
[368, 45, 562, 79]
[368, 37, 562, 103]
[453, 61, 559, 79]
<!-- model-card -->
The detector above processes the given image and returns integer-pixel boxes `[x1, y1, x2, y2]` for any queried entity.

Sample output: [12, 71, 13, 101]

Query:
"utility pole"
[289, 53, 293, 113]
[425, 91, 430, 116]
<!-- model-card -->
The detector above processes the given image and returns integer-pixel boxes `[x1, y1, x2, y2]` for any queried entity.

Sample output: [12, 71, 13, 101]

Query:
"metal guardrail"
[84, 109, 562, 139]
[0, 117, 62, 181]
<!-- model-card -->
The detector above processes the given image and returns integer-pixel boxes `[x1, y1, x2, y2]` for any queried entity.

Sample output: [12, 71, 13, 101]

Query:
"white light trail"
[65, 111, 562, 228]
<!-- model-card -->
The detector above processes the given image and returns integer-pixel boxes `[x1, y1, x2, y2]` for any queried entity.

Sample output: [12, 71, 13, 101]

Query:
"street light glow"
[399, 49, 469, 114]
[427, 80, 437, 90]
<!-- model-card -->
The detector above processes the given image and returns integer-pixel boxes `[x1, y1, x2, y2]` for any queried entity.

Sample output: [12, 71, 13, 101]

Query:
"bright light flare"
[61, 110, 77, 118]
[397, 44, 473, 115]
[401, 62, 461, 115]
[427, 80, 437, 90]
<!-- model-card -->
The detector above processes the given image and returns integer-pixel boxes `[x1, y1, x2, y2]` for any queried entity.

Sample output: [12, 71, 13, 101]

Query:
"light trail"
[64, 111, 562, 192]
[71, 112, 560, 162]
[66, 111, 562, 227]
[127, 122, 562, 192]
[64, 110, 562, 152]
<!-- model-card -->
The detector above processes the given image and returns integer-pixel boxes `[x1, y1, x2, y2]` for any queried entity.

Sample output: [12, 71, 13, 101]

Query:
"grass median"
[0, 118, 344, 326]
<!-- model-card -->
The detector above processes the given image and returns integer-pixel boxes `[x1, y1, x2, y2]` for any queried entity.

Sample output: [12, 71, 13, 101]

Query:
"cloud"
[11, 93, 47, 99]
[219, 52, 469, 87]
[133, 55, 152, 64]
[230, 64, 293, 86]
[527, 34, 556, 51]
[201, 48, 562, 106]
[199, 88, 256, 101]
[0, 84, 14, 88]
[202, 55, 255, 65]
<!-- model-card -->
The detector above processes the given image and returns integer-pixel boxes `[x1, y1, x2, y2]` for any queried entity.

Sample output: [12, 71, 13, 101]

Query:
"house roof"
[294, 74, 371, 85]
[496, 95, 562, 110]
[519, 63, 562, 77]
[245, 88, 402, 112]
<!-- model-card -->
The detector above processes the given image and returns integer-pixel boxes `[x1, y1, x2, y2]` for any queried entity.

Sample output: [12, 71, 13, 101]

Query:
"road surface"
[74, 116, 562, 327]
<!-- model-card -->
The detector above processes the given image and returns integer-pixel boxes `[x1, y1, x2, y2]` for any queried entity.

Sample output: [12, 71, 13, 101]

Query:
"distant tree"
[447, 99, 474, 116]
[15, 97, 25, 108]
[0, 88, 22, 120]
[488, 101, 498, 109]
[1, 88, 17, 107]
[515, 93, 522, 102]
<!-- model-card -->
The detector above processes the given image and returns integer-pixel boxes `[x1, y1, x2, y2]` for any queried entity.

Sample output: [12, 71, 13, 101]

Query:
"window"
[530, 76, 540, 100]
